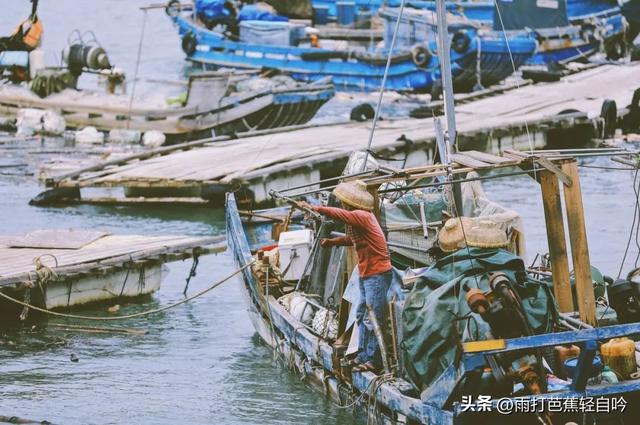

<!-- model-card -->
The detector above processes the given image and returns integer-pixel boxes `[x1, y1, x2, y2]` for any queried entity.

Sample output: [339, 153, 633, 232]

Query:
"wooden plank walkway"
[0, 232, 225, 287]
[35, 63, 640, 206]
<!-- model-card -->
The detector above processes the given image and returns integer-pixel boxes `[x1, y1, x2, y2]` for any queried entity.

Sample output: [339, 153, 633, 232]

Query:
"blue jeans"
[356, 270, 392, 368]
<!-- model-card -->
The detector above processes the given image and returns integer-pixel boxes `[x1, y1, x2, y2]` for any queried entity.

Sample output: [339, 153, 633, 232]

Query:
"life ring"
[411, 45, 431, 68]
[182, 32, 197, 56]
[600, 99, 617, 138]
[451, 31, 470, 54]
[165, 0, 181, 17]
[350, 103, 375, 122]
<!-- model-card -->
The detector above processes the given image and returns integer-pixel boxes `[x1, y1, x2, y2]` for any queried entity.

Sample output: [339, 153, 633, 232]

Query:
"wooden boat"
[0, 229, 224, 320]
[167, 2, 535, 93]
[0, 67, 334, 143]
[315, 0, 628, 63]
[226, 150, 640, 424]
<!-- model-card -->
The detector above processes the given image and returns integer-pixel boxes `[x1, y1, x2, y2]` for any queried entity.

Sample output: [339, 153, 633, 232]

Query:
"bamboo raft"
[32, 63, 640, 206]
[0, 229, 225, 315]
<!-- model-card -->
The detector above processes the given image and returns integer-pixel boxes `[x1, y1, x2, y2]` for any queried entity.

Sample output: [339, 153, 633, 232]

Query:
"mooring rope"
[361, 0, 407, 171]
[0, 261, 254, 321]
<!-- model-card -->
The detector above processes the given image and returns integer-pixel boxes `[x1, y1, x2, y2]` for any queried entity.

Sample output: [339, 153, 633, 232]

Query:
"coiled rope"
[0, 261, 254, 321]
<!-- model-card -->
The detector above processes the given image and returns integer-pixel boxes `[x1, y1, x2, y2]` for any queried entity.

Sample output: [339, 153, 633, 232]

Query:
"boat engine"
[608, 268, 640, 324]
[466, 272, 546, 395]
[61, 31, 112, 75]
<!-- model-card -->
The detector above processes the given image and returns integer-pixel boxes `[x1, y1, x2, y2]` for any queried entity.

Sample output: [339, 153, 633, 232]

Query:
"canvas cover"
[239, 21, 299, 45]
[493, 0, 569, 30]
[401, 248, 557, 391]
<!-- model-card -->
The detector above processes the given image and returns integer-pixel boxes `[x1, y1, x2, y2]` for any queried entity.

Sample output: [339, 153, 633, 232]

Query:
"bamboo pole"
[561, 161, 596, 325]
[539, 170, 574, 313]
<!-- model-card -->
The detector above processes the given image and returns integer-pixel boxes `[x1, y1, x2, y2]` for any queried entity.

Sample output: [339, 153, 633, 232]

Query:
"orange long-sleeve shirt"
[313, 206, 392, 278]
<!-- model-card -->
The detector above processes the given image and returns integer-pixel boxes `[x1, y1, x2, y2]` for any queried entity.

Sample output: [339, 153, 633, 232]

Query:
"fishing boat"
[226, 148, 640, 424]
[226, 0, 640, 421]
[0, 35, 334, 143]
[166, 0, 534, 92]
[379, 6, 537, 91]
[454, 0, 628, 63]
[315, 0, 628, 62]
[0, 229, 224, 321]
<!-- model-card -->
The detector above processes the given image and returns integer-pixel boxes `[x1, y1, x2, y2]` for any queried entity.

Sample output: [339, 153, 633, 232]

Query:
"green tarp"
[401, 248, 557, 391]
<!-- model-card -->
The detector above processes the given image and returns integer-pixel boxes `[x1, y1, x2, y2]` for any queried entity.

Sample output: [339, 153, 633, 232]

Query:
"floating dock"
[0, 229, 225, 316]
[33, 63, 640, 206]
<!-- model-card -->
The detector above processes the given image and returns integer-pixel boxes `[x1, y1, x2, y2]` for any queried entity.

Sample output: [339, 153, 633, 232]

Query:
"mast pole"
[435, 0, 457, 152]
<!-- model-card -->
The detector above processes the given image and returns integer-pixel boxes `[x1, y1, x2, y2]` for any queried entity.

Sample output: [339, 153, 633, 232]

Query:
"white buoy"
[142, 131, 166, 147]
[75, 127, 104, 145]
[108, 129, 141, 144]
[16, 108, 44, 136]
[42, 110, 66, 135]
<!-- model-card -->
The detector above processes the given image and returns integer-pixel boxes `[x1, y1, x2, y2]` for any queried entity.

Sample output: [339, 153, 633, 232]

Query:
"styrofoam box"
[278, 229, 314, 281]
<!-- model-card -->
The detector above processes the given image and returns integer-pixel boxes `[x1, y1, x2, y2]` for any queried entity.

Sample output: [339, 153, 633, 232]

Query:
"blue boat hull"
[175, 16, 458, 92]
[453, 35, 536, 90]
[314, 0, 627, 65]
[173, 15, 535, 92]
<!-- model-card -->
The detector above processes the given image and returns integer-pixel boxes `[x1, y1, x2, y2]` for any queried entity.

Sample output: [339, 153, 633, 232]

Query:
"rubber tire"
[451, 31, 470, 54]
[182, 32, 197, 56]
[165, 0, 181, 17]
[623, 88, 640, 132]
[600, 99, 617, 138]
[350, 103, 375, 122]
[411, 45, 431, 68]
[606, 38, 627, 61]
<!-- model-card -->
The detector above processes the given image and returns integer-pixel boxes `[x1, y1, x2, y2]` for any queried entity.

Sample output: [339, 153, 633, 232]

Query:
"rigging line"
[0, 261, 254, 322]
[360, 0, 407, 172]
[617, 167, 640, 278]
[633, 170, 640, 267]
[127, 9, 148, 129]
[492, 0, 537, 179]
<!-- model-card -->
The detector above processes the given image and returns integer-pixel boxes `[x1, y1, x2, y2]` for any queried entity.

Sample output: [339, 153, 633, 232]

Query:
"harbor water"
[2, 1, 640, 424]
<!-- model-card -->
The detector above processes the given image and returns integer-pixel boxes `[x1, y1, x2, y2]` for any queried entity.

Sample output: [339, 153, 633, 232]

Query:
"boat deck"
[34, 63, 640, 206]
[0, 229, 225, 288]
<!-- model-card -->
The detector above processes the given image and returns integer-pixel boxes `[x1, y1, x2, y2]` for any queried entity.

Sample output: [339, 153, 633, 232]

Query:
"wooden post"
[561, 160, 596, 326]
[336, 247, 358, 339]
[539, 170, 574, 313]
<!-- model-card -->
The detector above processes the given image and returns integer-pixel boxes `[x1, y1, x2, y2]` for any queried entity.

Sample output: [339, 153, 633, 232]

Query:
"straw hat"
[438, 217, 475, 253]
[333, 180, 374, 211]
[466, 220, 508, 249]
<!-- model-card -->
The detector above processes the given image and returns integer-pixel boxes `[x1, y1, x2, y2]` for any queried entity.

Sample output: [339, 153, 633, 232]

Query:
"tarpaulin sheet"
[401, 247, 557, 391]
[493, 0, 569, 30]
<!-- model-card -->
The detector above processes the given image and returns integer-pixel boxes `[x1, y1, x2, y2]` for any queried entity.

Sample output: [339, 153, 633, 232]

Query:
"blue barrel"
[313, 5, 330, 25]
[564, 355, 603, 380]
[336, 2, 356, 26]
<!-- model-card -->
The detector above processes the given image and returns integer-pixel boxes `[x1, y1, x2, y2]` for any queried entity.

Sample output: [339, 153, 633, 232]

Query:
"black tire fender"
[166, 0, 181, 17]
[600, 99, 617, 138]
[350, 103, 375, 122]
[182, 31, 197, 56]
[411, 44, 431, 68]
[451, 31, 471, 54]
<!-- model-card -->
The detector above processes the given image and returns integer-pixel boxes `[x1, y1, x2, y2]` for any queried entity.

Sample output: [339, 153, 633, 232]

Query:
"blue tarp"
[239, 4, 289, 22]
[401, 248, 558, 391]
[195, 0, 231, 20]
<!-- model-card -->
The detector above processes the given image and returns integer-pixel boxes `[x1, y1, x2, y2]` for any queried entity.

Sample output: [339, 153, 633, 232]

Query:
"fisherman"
[0, 0, 43, 52]
[299, 180, 392, 373]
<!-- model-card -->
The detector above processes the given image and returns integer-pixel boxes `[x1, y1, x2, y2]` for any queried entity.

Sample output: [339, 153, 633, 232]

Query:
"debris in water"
[108, 304, 121, 313]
